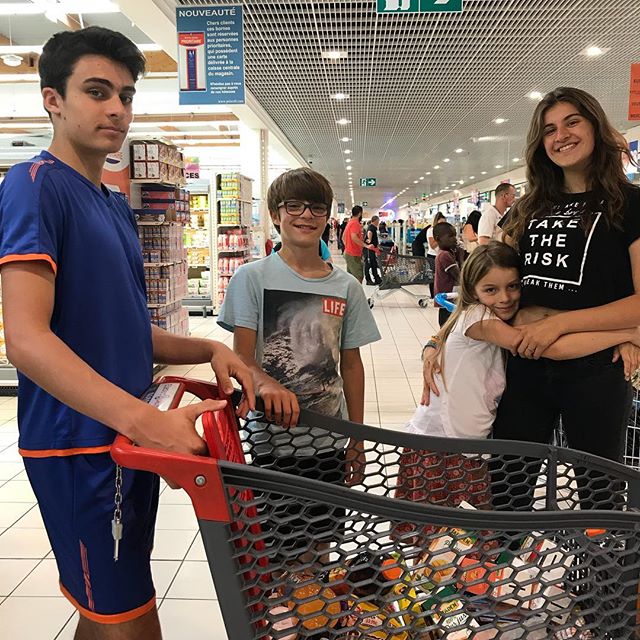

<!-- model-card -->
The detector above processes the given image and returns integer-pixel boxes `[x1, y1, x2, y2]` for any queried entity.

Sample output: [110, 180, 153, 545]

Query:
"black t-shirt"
[518, 186, 640, 310]
[465, 210, 481, 233]
[366, 223, 379, 248]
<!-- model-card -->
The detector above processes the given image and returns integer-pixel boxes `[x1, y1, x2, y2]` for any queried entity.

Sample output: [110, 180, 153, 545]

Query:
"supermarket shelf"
[0, 364, 18, 395]
[183, 296, 213, 317]
[131, 179, 184, 187]
[217, 248, 250, 254]
[187, 245, 210, 250]
[137, 221, 185, 227]
[143, 261, 183, 267]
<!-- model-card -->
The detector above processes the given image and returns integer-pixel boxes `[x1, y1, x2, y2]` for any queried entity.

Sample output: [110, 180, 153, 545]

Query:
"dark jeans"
[426, 254, 436, 298]
[364, 249, 381, 284]
[491, 348, 632, 511]
[438, 308, 451, 327]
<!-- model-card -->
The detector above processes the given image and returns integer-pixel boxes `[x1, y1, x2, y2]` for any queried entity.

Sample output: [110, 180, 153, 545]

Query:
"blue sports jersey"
[0, 151, 153, 453]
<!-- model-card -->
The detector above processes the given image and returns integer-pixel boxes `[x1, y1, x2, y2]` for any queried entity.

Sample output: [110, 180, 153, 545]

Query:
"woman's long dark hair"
[502, 87, 633, 246]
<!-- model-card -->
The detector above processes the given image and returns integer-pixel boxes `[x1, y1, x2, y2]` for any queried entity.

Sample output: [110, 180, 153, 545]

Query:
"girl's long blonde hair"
[502, 87, 634, 246]
[435, 242, 520, 384]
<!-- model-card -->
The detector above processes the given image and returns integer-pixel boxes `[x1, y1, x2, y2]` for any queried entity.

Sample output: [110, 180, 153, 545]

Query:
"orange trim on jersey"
[19, 445, 112, 458]
[0, 253, 57, 275]
[60, 582, 157, 625]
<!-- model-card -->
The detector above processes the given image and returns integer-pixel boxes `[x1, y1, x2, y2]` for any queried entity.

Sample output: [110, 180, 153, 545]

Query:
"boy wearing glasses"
[218, 168, 380, 560]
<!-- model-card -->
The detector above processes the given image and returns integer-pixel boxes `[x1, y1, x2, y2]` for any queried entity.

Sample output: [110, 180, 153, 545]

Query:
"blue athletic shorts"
[23, 452, 160, 623]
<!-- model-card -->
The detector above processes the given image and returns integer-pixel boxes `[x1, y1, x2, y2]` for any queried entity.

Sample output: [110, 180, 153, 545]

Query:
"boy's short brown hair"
[267, 168, 333, 214]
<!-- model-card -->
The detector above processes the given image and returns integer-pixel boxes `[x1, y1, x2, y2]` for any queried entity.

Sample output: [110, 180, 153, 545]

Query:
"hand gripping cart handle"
[112, 377, 640, 640]
[111, 376, 277, 637]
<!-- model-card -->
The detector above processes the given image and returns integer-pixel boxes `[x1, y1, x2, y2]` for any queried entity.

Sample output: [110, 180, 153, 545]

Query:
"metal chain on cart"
[111, 464, 123, 562]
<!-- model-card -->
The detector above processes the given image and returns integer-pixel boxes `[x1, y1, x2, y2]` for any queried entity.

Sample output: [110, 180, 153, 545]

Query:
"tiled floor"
[0, 253, 440, 639]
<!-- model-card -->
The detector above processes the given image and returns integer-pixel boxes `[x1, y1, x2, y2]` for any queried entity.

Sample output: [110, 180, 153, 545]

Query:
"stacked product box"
[187, 270, 211, 298]
[148, 300, 189, 334]
[130, 140, 185, 186]
[138, 224, 188, 265]
[144, 263, 187, 306]
[136, 185, 190, 224]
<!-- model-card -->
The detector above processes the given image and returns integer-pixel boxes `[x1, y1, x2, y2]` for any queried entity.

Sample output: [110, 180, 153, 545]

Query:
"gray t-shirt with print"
[217, 253, 381, 456]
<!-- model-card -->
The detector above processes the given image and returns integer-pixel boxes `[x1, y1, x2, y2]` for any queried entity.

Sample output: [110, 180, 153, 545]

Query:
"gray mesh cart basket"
[113, 377, 640, 640]
[368, 247, 433, 309]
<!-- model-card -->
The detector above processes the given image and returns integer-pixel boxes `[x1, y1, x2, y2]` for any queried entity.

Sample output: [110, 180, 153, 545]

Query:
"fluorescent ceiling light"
[2, 54, 22, 67]
[336, 118, 351, 125]
[433, 165, 440, 169]
[331, 93, 349, 100]
[172, 139, 237, 145]
[469, 175, 475, 179]
[582, 45, 609, 57]
[419, 176, 424, 180]
[0, 122, 52, 129]
[527, 91, 543, 101]
[340, 137, 351, 142]
[322, 50, 348, 60]
[454, 148, 463, 153]
[0, 1, 119, 15]
[494, 118, 507, 124]
[495, 164, 503, 169]
[481, 171, 487, 175]
[512, 157, 520, 162]
[443, 158, 450, 162]
[343, 149, 351, 154]
[426, 171, 431, 175]
[413, 180, 418, 184]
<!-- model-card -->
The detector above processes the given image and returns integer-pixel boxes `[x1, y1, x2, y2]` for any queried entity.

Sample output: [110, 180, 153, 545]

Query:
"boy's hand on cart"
[135, 399, 225, 456]
[209, 342, 256, 417]
[345, 439, 366, 486]
[257, 378, 300, 428]
[612, 342, 640, 381]
[421, 348, 440, 405]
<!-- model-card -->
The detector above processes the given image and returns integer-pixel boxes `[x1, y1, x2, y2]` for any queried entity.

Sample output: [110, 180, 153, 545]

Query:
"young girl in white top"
[394, 242, 640, 542]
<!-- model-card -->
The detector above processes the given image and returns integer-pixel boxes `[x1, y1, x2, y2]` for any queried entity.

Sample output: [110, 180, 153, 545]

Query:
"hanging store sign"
[176, 5, 245, 105]
[377, 0, 463, 14]
[184, 157, 200, 180]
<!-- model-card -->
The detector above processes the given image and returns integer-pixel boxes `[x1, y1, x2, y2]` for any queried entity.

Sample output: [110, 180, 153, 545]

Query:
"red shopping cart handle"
[111, 376, 236, 523]
[111, 434, 231, 522]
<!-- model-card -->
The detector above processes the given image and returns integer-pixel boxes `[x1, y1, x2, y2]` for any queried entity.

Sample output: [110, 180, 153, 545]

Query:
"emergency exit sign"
[360, 177, 377, 187]
[377, 0, 463, 13]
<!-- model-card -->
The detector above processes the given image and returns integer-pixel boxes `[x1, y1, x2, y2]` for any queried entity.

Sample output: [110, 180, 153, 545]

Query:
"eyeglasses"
[278, 200, 329, 217]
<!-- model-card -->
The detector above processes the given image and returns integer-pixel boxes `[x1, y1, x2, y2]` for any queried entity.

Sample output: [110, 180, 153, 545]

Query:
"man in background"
[364, 215, 382, 285]
[478, 183, 516, 244]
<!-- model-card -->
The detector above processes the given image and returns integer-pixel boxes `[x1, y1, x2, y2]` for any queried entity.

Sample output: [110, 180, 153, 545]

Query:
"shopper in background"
[433, 222, 464, 327]
[410, 223, 430, 257]
[343, 205, 378, 283]
[0, 27, 255, 640]
[338, 216, 348, 253]
[217, 167, 381, 560]
[426, 212, 447, 297]
[478, 183, 516, 244]
[462, 209, 482, 254]
[364, 214, 382, 285]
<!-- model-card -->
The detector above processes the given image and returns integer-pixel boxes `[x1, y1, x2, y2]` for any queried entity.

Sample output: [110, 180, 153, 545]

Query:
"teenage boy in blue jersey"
[0, 27, 254, 640]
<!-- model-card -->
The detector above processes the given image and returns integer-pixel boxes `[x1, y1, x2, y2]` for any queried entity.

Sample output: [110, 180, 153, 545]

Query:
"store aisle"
[0, 256, 440, 639]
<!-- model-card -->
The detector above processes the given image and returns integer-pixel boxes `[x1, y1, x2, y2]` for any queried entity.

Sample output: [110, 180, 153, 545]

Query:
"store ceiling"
[1, 1, 639, 211]
[156, 0, 640, 210]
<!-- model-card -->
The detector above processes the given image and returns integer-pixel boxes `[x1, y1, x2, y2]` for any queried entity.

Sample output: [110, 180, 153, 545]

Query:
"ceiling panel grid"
[169, 0, 640, 208]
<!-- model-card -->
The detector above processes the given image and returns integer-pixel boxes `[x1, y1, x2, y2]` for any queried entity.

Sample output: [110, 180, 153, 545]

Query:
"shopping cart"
[113, 377, 640, 639]
[368, 247, 433, 309]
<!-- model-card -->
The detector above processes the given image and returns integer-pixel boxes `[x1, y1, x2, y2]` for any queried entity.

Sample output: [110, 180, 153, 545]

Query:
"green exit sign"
[360, 177, 377, 187]
[377, 0, 463, 13]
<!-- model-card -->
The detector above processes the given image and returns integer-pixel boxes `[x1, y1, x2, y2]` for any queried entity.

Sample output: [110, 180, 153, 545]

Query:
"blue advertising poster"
[176, 5, 245, 105]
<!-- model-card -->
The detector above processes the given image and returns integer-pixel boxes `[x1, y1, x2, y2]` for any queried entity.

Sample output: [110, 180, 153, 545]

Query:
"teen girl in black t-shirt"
[496, 88, 640, 504]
